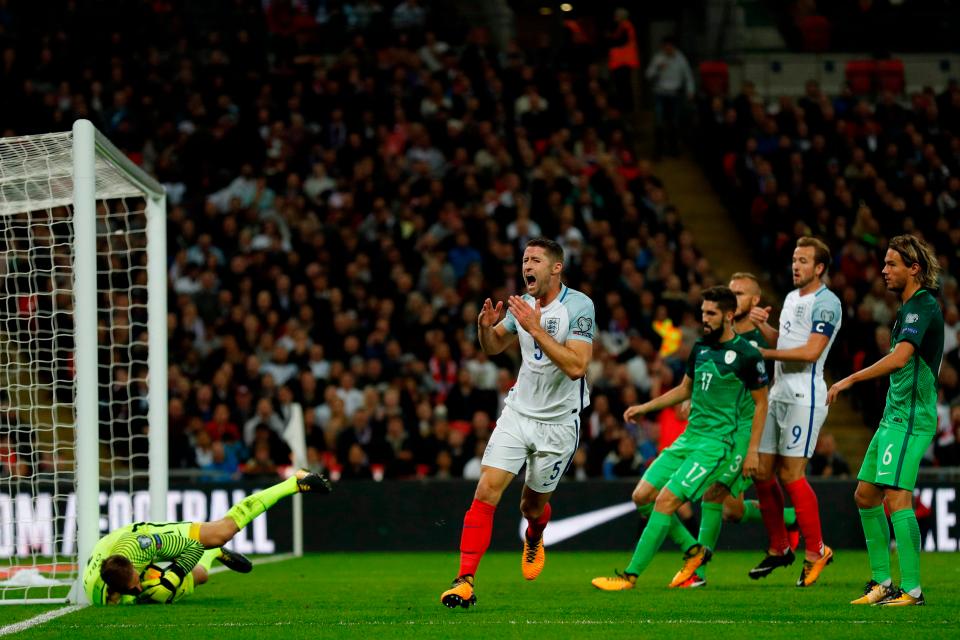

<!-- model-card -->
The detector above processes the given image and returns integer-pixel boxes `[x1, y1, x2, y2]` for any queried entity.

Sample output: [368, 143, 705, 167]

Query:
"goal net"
[0, 121, 167, 604]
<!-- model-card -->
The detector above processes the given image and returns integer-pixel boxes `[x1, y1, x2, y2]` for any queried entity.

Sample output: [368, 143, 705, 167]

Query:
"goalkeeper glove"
[137, 566, 186, 605]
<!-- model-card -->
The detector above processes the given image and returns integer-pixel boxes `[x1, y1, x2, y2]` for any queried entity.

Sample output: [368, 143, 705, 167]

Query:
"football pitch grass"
[1, 551, 957, 639]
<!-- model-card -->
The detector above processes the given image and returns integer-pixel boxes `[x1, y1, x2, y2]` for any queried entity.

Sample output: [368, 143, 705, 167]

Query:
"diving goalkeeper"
[83, 469, 331, 605]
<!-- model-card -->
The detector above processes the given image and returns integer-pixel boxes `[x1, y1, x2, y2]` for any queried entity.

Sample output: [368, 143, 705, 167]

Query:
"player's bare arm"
[478, 297, 517, 355]
[506, 294, 591, 379]
[826, 341, 915, 404]
[623, 375, 693, 423]
[758, 332, 829, 363]
[742, 386, 769, 478]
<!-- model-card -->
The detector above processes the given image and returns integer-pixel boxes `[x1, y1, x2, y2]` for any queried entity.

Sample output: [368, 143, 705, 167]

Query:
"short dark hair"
[702, 285, 737, 314]
[100, 554, 136, 593]
[525, 237, 564, 264]
[797, 237, 832, 273]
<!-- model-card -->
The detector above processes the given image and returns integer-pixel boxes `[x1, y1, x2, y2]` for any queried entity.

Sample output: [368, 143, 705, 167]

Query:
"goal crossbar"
[0, 127, 164, 216]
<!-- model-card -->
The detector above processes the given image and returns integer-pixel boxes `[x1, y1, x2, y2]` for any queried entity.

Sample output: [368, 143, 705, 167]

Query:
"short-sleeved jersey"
[736, 325, 772, 379]
[769, 285, 842, 406]
[83, 522, 206, 605]
[882, 288, 944, 436]
[736, 326, 768, 351]
[685, 334, 768, 441]
[501, 284, 595, 422]
[734, 326, 771, 433]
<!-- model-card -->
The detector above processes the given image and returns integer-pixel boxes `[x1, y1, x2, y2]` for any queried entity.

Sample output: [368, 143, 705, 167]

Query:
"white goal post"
[0, 120, 167, 604]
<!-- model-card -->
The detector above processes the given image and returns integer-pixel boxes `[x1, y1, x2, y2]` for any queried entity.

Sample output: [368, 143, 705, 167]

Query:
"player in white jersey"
[747, 237, 841, 587]
[441, 238, 595, 609]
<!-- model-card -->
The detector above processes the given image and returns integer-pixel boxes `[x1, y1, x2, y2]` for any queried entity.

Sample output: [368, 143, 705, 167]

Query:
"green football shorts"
[858, 424, 934, 491]
[712, 433, 753, 497]
[642, 432, 733, 502]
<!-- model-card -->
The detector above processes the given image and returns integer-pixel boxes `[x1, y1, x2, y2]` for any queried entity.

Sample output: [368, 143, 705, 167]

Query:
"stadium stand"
[0, 2, 727, 481]
[698, 75, 960, 468]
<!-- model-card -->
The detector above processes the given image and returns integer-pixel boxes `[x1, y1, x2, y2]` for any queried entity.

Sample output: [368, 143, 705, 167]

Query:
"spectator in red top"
[205, 404, 241, 443]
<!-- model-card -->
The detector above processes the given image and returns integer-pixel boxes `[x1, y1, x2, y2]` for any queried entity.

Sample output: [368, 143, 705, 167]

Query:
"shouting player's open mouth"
[525, 273, 537, 292]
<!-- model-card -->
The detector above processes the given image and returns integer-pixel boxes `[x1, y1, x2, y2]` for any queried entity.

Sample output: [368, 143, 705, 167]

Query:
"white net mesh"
[0, 132, 144, 215]
[0, 131, 156, 602]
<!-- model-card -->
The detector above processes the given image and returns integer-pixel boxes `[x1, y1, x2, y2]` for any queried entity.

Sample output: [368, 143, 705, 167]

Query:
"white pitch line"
[0, 604, 83, 636]
[47, 618, 957, 630]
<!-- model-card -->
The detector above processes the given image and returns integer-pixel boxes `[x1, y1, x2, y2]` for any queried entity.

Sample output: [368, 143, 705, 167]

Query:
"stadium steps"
[651, 155, 870, 470]
[651, 156, 759, 281]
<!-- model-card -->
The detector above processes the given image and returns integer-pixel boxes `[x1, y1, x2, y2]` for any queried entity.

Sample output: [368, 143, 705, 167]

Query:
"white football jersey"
[770, 284, 842, 406]
[501, 285, 595, 422]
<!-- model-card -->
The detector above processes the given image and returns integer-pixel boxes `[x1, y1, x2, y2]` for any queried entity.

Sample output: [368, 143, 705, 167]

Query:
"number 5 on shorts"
[549, 460, 563, 480]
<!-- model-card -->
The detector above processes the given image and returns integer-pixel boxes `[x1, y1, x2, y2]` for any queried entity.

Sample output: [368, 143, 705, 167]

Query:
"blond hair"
[729, 272, 762, 297]
[889, 234, 940, 290]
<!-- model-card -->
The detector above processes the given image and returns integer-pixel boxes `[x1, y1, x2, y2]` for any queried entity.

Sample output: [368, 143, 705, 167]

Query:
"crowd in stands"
[699, 78, 960, 468]
[10, 3, 955, 481]
[0, 2, 729, 482]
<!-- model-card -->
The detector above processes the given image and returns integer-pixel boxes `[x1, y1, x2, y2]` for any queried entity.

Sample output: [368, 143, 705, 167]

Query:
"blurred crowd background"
[0, 1, 958, 483]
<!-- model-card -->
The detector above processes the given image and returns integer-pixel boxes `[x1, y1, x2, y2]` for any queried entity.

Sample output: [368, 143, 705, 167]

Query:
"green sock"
[198, 548, 220, 572]
[741, 499, 762, 524]
[695, 502, 724, 579]
[891, 508, 922, 594]
[626, 511, 672, 576]
[783, 507, 796, 527]
[226, 476, 298, 530]
[638, 501, 694, 550]
[669, 514, 697, 551]
[636, 500, 693, 553]
[859, 505, 891, 585]
[740, 500, 794, 527]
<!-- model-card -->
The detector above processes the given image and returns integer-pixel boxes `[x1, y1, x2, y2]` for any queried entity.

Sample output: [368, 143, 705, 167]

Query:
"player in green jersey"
[592, 286, 769, 591]
[828, 235, 943, 607]
[85, 469, 331, 605]
[670, 273, 798, 588]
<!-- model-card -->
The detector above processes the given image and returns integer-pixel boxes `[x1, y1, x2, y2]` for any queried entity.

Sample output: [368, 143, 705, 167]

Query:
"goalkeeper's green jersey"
[83, 522, 206, 605]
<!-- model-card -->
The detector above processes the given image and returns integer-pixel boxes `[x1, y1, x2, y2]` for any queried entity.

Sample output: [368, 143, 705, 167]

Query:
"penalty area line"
[0, 604, 84, 636]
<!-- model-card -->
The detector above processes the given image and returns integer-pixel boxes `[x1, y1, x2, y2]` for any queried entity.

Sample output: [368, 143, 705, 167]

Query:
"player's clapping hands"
[478, 298, 504, 328]
[507, 295, 541, 333]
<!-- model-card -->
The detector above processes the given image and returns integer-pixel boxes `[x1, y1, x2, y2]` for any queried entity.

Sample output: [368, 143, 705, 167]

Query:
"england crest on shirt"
[544, 317, 560, 336]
